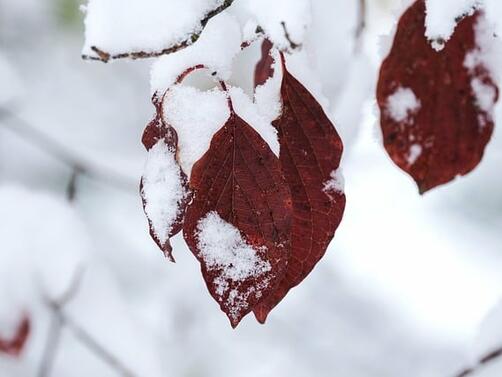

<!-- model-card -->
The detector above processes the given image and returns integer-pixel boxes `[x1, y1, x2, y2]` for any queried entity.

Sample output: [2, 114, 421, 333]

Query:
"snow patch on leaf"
[141, 140, 189, 245]
[425, 0, 481, 51]
[323, 169, 345, 199]
[471, 78, 498, 114]
[386, 87, 421, 123]
[407, 144, 423, 165]
[163, 85, 230, 176]
[228, 86, 280, 156]
[196, 212, 272, 322]
[254, 49, 283, 122]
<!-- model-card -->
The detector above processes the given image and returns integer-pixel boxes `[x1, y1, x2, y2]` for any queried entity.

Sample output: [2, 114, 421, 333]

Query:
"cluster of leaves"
[141, 52, 345, 327]
[81, 0, 499, 328]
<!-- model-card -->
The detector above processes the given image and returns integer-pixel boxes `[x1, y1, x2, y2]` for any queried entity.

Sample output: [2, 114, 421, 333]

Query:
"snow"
[163, 85, 230, 176]
[471, 78, 497, 115]
[150, 13, 242, 93]
[254, 50, 283, 123]
[407, 144, 423, 165]
[323, 169, 345, 198]
[196, 212, 272, 320]
[236, 0, 311, 50]
[229, 86, 279, 156]
[386, 87, 421, 123]
[141, 140, 188, 244]
[425, 0, 480, 51]
[82, 0, 225, 58]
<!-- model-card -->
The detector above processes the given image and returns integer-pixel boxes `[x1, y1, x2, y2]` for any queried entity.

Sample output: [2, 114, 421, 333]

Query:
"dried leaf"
[377, 0, 499, 193]
[0, 315, 30, 357]
[140, 94, 191, 261]
[254, 55, 346, 323]
[183, 100, 292, 328]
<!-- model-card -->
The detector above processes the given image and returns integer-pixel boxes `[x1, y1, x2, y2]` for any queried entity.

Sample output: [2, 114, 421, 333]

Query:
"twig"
[354, 0, 366, 54]
[454, 346, 502, 377]
[38, 267, 137, 377]
[62, 314, 136, 377]
[82, 0, 235, 63]
[37, 267, 85, 377]
[280, 22, 302, 50]
[0, 106, 137, 193]
[37, 311, 64, 377]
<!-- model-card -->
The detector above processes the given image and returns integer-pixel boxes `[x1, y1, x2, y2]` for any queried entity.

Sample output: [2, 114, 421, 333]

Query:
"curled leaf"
[141, 94, 191, 261]
[254, 54, 346, 323]
[377, 0, 499, 193]
[183, 100, 292, 328]
[0, 315, 30, 357]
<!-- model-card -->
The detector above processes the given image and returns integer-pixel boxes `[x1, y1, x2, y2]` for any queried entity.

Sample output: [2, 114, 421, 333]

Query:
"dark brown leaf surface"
[254, 39, 274, 89]
[377, 0, 498, 193]
[183, 104, 292, 328]
[140, 93, 191, 261]
[254, 55, 346, 323]
[0, 316, 30, 357]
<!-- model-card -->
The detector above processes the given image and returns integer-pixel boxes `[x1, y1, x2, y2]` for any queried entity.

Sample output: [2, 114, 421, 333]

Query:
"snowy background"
[1, 0, 502, 376]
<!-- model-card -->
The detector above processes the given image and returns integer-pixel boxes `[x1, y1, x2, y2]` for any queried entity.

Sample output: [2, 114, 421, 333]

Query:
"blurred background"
[1, 0, 502, 376]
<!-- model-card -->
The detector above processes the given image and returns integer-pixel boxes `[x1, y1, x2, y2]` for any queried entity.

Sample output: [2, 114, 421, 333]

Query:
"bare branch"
[62, 314, 137, 377]
[0, 106, 137, 193]
[38, 267, 85, 377]
[354, 0, 366, 54]
[280, 22, 302, 50]
[454, 346, 502, 377]
[81, 0, 235, 63]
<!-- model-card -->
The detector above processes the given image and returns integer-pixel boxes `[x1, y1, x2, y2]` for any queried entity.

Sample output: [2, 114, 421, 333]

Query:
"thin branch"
[454, 346, 502, 377]
[38, 267, 85, 377]
[81, 0, 235, 63]
[66, 166, 83, 202]
[354, 0, 366, 54]
[37, 311, 64, 377]
[0, 106, 137, 193]
[280, 22, 302, 50]
[62, 314, 136, 377]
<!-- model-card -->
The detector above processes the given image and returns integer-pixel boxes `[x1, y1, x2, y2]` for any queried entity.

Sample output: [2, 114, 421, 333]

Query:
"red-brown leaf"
[254, 39, 275, 89]
[140, 93, 191, 261]
[0, 315, 30, 357]
[183, 105, 292, 328]
[377, 0, 498, 193]
[253, 55, 346, 323]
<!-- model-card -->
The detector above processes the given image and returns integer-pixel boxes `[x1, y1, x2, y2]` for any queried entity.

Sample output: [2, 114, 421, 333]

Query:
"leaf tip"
[253, 306, 269, 324]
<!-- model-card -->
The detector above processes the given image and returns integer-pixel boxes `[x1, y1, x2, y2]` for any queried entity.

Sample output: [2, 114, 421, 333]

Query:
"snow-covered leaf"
[377, 0, 499, 193]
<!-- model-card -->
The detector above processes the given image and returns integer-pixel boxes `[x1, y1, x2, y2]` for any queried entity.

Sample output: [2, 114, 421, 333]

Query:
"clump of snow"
[229, 86, 279, 156]
[254, 49, 283, 123]
[471, 78, 497, 114]
[150, 13, 242, 93]
[141, 140, 188, 244]
[197, 212, 271, 283]
[163, 85, 230, 176]
[386, 87, 421, 123]
[83, 0, 225, 58]
[464, 15, 500, 120]
[196, 212, 271, 320]
[407, 144, 423, 165]
[323, 169, 345, 199]
[236, 0, 311, 50]
[425, 0, 481, 51]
